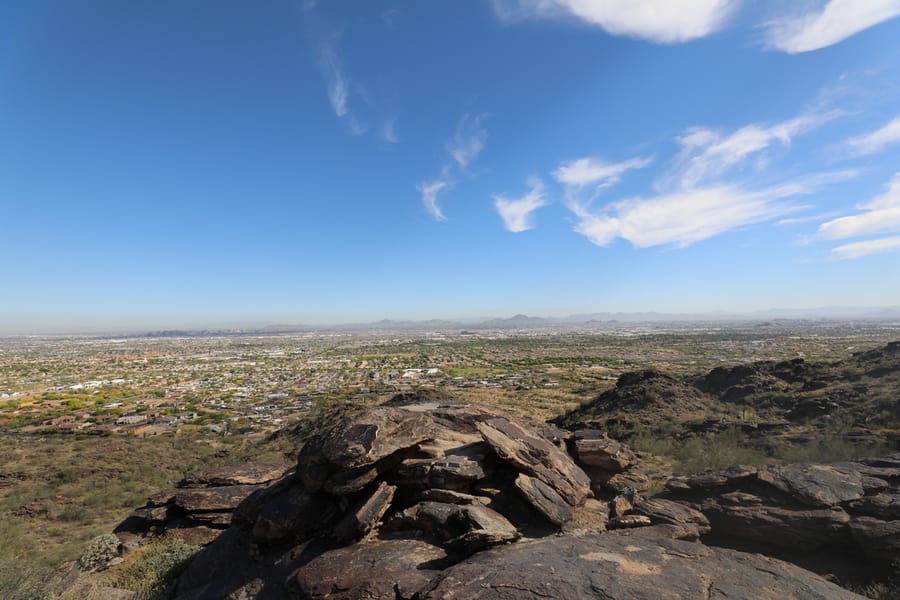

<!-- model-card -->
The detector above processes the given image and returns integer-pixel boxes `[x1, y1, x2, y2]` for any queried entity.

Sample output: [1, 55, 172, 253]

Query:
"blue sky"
[2, 1, 900, 333]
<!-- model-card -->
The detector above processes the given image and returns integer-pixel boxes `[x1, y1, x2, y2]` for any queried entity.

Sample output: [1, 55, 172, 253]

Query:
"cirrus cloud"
[417, 176, 452, 221]
[846, 116, 900, 157]
[662, 111, 843, 190]
[449, 114, 488, 171]
[831, 236, 900, 260]
[766, 0, 900, 53]
[573, 184, 797, 248]
[818, 173, 900, 241]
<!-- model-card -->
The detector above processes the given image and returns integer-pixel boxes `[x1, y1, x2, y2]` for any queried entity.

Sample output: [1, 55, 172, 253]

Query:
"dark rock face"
[114, 462, 291, 547]
[663, 456, 900, 565]
[476, 416, 591, 523]
[421, 526, 863, 600]
[164, 403, 865, 600]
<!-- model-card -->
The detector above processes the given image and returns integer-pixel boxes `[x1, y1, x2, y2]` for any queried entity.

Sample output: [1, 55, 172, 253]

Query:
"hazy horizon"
[3, 303, 900, 336]
[3, 2, 900, 336]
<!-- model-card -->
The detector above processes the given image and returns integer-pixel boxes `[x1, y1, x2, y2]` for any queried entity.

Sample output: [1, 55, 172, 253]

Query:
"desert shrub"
[774, 437, 894, 464]
[113, 537, 200, 599]
[632, 428, 772, 474]
[58, 504, 88, 522]
[77, 534, 120, 571]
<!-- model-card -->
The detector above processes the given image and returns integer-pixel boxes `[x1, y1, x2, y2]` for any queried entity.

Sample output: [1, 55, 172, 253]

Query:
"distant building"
[115, 414, 148, 426]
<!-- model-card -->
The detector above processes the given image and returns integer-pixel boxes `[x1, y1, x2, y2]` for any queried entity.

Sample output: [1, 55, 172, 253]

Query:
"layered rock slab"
[663, 456, 900, 564]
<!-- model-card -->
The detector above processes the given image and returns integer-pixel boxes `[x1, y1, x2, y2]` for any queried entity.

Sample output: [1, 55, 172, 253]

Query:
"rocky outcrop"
[173, 402, 602, 599]
[114, 462, 291, 547]
[663, 456, 900, 573]
[162, 403, 868, 599]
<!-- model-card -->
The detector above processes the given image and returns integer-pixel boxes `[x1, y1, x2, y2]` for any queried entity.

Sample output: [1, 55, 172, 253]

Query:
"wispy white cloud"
[553, 156, 653, 222]
[846, 116, 900, 156]
[573, 185, 795, 248]
[319, 35, 349, 117]
[554, 156, 653, 189]
[492, 0, 737, 43]
[766, 0, 900, 54]
[449, 114, 488, 171]
[417, 174, 452, 221]
[494, 178, 550, 232]
[316, 32, 368, 135]
[818, 173, 900, 240]
[831, 236, 900, 260]
[382, 117, 399, 143]
[569, 171, 852, 248]
[663, 111, 842, 190]
[419, 114, 489, 221]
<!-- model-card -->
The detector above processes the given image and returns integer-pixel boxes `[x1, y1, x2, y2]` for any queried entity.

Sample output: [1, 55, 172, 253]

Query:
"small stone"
[608, 514, 652, 529]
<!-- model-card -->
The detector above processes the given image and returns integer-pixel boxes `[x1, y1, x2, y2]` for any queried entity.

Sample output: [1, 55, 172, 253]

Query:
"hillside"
[556, 341, 900, 442]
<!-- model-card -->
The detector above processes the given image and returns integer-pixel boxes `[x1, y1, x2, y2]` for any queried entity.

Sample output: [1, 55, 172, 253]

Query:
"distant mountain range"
[140, 306, 900, 337]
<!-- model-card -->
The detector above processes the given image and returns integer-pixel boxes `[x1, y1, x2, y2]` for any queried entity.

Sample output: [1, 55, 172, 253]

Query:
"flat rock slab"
[293, 539, 449, 600]
[663, 457, 900, 558]
[333, 481, 396, 543]
[179, 463, 291, 488]
[174, 485, 261, 512]
[476, 417, 590, 508]
[756, 463, 866, 507]
[701, 501, 852, 550]
[633, 498, 710, 536]
[423, 527, 864, 599]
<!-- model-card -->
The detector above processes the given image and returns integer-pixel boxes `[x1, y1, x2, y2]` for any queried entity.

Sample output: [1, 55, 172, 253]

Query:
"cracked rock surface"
[422, 526, 862, 600]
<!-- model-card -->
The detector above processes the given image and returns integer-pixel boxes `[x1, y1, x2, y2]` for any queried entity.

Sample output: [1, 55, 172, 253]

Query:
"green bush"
[77, 534, 121, 571]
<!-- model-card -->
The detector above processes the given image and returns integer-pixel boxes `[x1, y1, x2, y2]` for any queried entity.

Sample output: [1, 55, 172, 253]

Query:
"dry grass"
[0, 431, 294, 596]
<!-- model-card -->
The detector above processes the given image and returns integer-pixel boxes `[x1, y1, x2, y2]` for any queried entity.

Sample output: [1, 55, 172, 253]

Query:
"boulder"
[570, 429, 639, 472]
[297, 407, 436, 494]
